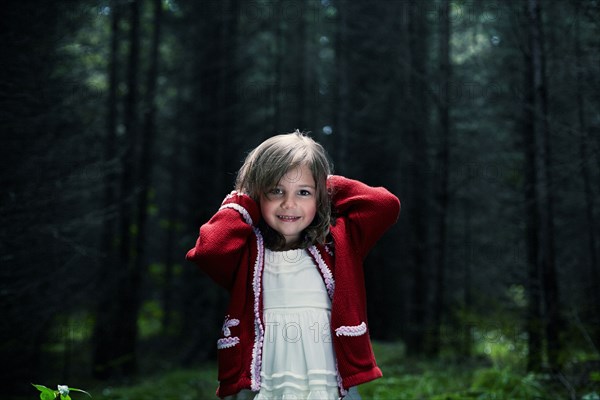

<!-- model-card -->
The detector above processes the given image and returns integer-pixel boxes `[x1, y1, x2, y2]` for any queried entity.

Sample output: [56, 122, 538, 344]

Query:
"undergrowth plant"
[32, 384, 91, 400]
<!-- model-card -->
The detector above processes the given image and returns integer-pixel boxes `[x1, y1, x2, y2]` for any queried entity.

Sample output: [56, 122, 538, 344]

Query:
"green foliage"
[83, 350, 593, 400]
[137, 299, 163, 339]
[32, 384, 56, 400]
[358, 364, 559, 400]
[43, 313, 94, 354]
[471, 368, 548, 399]
[95, 368, 216, 400]
[582, 392, 600, 400]
[452, 298, 529, 369]
[87, 342, 581, 400]
[32, 384, 91, 400]
[359, 342, 565, 400]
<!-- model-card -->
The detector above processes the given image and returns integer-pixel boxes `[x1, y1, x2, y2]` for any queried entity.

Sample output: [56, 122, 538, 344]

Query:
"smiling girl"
[186, 131, 400, 399]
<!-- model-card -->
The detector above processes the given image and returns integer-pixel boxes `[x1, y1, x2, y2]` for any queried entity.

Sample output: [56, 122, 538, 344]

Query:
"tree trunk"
[92, 0, 121, 379]
[334, 0, 349, 174]
[131, 0, 162, 357]
[430, 0, 451, 357]
[273, 0, 284, 133]
[296, 0, 306, 131]
[462, 202, 472, 357]
[162, 142, 180, 333]
[528, 0, 562, 371]
[215, 0, 238, 195]
[299, 2, 316, 135]
[575, 0, 600, 348]
[114, 0, 142, 377]
[522, 5, 543, 370]
[403, 0, 430, 355]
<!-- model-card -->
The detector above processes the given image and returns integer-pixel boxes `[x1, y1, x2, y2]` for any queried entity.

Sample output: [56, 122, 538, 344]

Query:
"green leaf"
[32, 384, 50, 392]
[69, 388, 92, 398]
[61, 395, 72, 400]
[32, 384, 58, 400]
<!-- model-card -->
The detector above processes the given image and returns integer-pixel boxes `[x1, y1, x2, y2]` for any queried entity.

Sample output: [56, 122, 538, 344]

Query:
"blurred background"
[1, 0, 600, 398]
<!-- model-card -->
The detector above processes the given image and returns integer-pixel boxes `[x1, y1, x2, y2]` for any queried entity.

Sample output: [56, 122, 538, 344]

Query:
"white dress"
[257, 248, 340, 399]
[225, 248, 361, 400]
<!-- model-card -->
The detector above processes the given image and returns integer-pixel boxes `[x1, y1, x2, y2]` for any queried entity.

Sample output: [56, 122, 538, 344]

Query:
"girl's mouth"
[277, 215, 300, 222]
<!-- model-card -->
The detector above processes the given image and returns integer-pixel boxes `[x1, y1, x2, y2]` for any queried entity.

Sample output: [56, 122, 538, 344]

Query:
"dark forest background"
[1, 0, 600, 398]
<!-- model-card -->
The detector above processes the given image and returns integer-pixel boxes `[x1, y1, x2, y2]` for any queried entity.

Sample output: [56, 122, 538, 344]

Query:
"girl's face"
[260, 164, 317, 249]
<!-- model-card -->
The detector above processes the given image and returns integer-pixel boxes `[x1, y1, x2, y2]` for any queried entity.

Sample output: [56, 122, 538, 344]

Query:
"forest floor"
[27, 341, 600, 400]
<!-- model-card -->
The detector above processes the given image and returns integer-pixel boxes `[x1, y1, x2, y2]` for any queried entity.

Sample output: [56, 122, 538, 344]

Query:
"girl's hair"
[235, 130, 332, 250]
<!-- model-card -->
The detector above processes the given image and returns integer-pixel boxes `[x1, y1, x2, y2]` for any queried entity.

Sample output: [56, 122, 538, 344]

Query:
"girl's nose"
[281, 193, 296, 209]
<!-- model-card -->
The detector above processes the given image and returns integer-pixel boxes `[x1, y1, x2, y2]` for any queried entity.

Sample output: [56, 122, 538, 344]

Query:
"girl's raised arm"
[185, 191, 261, 290]
[328, 175, 400, 258]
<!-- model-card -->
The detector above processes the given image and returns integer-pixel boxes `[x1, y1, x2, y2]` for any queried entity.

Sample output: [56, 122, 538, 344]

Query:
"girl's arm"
[185, 191, 261, 290]
[328, 175, 400, 257]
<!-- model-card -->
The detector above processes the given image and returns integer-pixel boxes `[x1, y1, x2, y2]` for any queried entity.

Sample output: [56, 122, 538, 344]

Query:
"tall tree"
[115, 0, 142, 377]
[131, 0, 163, 358]
[574, 0, 600, 346]
[295, 0, 307, 130]
[272, 0, 284, 133]
[461, 201, 472, 357]
[93, 0, 143, 378]
[402, 0, 431, 355]
[527, 0, 562, 370]
[522, 0, 543, 371]
[333, 0, 349, 174]
[93, 0, 122, 379]
[430, 0, 452, 356]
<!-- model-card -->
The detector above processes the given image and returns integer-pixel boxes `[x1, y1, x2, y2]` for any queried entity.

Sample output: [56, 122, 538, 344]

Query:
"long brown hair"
[235, 131, 332, 250]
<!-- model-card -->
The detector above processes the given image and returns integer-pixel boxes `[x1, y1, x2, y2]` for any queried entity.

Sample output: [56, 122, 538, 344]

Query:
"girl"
[186, 131, 400, 399]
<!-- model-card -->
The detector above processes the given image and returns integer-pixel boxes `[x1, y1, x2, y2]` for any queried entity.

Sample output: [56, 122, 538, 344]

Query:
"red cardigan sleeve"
[185, 191, 261, 290]
[328, 175, 400, 258]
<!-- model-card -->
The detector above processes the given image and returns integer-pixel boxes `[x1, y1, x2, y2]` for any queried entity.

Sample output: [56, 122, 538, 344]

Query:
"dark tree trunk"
[130, 0, 162, 357]
[215, 0, 238, 195]
[114, 0, 142, 377]
[162, 142, 180, 333]
[522, 14, 543, 371]
[296, 0, 306, 131]
[462, 203, 472, 357]
[528, 0, 562, 371]
[334, 0, 349, 174]
[430, 0, 451, 357]
[92, 0, 121, 379]
[575, 0, 600, 348]
[273, 0, 284, 133]
[403, 0, 430, 356]
[304, 2, 317, 134]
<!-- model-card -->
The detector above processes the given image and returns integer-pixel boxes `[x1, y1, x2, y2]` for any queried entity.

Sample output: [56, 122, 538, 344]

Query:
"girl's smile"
[260, 164, 317, 248]
[277, 215, 301, 222]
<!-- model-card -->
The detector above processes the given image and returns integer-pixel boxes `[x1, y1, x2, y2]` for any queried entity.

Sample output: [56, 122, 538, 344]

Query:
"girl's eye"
[299, 189, 312, 196]
[268, 188, 283, 196]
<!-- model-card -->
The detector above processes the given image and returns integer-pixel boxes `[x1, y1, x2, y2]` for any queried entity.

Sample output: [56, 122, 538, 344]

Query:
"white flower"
[57, 385, 69, 396]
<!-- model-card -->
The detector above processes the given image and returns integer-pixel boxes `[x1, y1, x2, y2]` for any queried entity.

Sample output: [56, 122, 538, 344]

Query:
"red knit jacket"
[185, 175, 400, 398]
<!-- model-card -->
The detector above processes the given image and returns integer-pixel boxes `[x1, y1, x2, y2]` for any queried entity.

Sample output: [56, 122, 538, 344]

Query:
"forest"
[1, 0, 600, 399]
